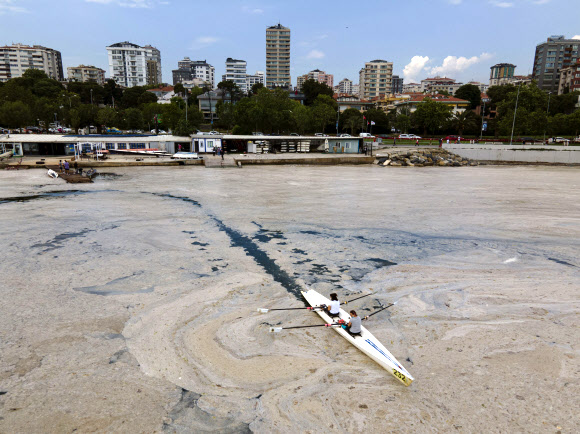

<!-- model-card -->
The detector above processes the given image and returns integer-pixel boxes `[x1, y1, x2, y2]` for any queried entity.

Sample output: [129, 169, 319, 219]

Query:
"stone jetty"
[377, 148, 479, 167]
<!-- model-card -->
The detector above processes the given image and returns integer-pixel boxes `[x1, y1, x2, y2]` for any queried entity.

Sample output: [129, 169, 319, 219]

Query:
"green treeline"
[1, 71, 578, 138]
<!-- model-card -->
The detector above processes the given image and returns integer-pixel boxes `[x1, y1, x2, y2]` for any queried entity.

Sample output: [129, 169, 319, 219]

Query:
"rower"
[340, 310, 362, 337]
[321, 293, 341, 318]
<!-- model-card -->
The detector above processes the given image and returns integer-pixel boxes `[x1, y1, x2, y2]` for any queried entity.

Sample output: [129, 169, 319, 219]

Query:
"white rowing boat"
[301, 288, 414, 386]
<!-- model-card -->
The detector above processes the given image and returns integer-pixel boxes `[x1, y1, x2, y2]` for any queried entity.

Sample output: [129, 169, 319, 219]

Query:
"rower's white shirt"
[329, 300, 340, 314]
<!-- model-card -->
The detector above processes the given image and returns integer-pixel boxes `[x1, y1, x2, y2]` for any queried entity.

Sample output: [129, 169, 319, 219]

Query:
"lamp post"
[509, 83, 521, 146]
[480, 100, 486, 141]
[543, 91, 552, 144]
[90, 88, 93, 106]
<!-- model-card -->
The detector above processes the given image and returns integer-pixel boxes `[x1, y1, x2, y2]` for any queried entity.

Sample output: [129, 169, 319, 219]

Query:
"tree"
[362, 108, 389, 134]
[302, 79, 334, 106]
[215, 101, 236, 132]
[411, 98, 452, 135]
[487, 84, 516, 106]
[124, 108, 143, 130]
[452, 110, 479, 136]
[340, 108, 362, 135]
[250, 82, 264, 95]
[120, 86, 157, 108]
[188, 86, 204, 107]
[290, 103, 311, 134]
[103, 79, 123, 106]
[217, 80, 242, 104]
[174, 83, 186, 97]
[0, 101, 33, 131]
[454, 84, 482, 110]
[96, 107, 118, 129]
[395, 114, 411, 133]
[311, 94, 336, 133]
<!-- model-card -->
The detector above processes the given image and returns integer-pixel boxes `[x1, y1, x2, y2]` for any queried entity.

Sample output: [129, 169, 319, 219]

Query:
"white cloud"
[572, 35, 580, 40]
[242, 6, 264, 14]
[403, 55, 430, 83]
[0, 0, 28, 14]
[190, 36, 219, 50]
[532, 0, 551, 4]
[448, 0, 462, 4]
[430, 53, 492, 76]
[306, 49, 325, 59]
[490, 0, 514, 7]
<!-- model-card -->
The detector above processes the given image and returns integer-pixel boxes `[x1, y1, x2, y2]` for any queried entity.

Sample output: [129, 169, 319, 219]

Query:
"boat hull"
[301, 289, 414, 386]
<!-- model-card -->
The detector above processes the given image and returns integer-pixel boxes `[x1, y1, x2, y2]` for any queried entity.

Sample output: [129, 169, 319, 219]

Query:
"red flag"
[367, 121, 369, 126]
[363, 116, 366, 120]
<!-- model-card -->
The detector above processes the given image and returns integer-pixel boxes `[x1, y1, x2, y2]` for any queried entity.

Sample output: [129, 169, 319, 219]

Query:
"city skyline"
[1, 0, 579, 87]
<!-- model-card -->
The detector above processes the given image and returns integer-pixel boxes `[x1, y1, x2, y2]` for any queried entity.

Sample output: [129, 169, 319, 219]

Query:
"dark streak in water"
[150, 192, 304, 298]
[212, 216, 304, 297]
[32, 228, 96, 253]
[366, 258, 397, 268]
[0, 190, 87, 204]
[547, 257, 577, 268]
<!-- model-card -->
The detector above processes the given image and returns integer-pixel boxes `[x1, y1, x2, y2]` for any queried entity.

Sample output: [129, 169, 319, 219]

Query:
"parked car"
[208, 131, 220, 135]
[340, 133, 352, 137]
[359, 133, 373, 138]
[289, 132, 299, 136]
[518, 137, 536, 143]
[554, 137, 570, 143]
[445, 135, 461, 141]
[398, 133, 421, 139]
[252, 132, 264, 136]
[315, 133, 329, 137]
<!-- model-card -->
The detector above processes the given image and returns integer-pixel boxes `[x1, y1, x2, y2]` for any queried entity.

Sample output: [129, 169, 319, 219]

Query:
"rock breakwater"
[377, 148, 479, 167]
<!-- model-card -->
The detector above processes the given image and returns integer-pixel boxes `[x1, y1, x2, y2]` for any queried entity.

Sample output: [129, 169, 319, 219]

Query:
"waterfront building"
[246, 71, 265, 92]
[172, 57, 215, 89]
[359, 60, 393, 99]
[352, 84, 360, 97]
[420, 77, 463, 95]
[266, 24, 291, 89]
[338, 78, 353, 95]
[67, 65, 106, 85]
[533, 35, 580, 92]
[106, 41, 161, 88]
[146, 85, 175, 104]
[296, 69, 334, 91]
[489, 63, 516, 86]
[391, 75, 404, 94]
[467, 81, 489, 93]
[0, 43, 63, 82]
[403, 82, 421, 93]
[336, 95, 374, 113]
[394, 94, 469, 114]
[222, 58, 248, 93]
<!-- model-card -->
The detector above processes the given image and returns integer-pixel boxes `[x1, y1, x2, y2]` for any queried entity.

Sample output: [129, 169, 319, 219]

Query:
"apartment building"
[467, 81, 489, 93]
[106, 41, 162, 88]
[391, 75, 404, 94]
[296, 69, 334, 91]
[337, 78, 353, 95]
[172, 57, 215, 88]
[222, 58, 248, 93]
[421, 77, 463, 95]
[67, 65, 106, 85]
[533, 35, 580, 92]
[403, 82, 421, 93]
[246, 71, 265, 92]
[359, 60, 393, 99]
[266, 24, 291, 89]
[489, 63, 516, 86]
[0, 43, 63, 82]
[558, 58, 580, 94]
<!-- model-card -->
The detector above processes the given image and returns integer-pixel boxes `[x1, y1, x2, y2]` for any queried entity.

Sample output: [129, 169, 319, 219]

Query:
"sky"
[1, 0, 579, 87]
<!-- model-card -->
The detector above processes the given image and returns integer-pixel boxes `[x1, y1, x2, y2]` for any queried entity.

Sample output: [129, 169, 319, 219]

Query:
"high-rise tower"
[266, 24, 291, 89]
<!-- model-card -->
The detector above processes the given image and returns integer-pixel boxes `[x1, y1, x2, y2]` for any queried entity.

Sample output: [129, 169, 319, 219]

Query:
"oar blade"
[258, 308, 269, 313]
[269, 327, 283, 333]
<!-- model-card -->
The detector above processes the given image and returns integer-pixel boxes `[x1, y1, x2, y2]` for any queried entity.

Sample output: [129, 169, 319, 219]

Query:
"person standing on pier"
[64, 160, 70, 175]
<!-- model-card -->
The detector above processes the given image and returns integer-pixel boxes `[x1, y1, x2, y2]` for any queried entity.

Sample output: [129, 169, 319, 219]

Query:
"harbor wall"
[443, 143, 580, 164]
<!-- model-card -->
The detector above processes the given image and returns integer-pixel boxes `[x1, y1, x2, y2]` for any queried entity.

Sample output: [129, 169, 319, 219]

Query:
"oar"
[269, 323, 342, 333]
[258, 306, 320, 313]
[363, 302, 395, 320]
[341, 292, 374, 305]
